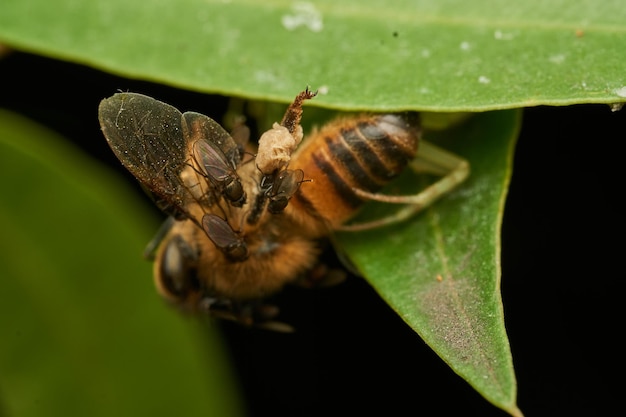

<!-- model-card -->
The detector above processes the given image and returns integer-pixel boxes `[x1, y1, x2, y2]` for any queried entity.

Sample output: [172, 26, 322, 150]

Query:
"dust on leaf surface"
[336, 110, 523, 416]
[0, 0, 625, 110]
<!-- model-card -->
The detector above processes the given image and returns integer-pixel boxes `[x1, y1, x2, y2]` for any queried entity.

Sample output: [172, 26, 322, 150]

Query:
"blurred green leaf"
[336, 110, 522, 415]
[0, 110, 243, 417]
[1, 0, 625, 110]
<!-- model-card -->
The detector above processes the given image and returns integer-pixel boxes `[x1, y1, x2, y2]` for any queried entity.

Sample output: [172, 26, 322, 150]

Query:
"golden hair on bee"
[98, 88, 468, 329]
[286, 112, 421, 234]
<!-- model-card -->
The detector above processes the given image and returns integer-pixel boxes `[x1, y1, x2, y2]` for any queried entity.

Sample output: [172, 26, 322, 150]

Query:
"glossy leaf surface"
[1, 0, 625, 110]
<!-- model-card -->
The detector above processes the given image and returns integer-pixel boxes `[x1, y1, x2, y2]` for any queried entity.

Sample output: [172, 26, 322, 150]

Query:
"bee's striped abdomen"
[289, 113, 420, 232]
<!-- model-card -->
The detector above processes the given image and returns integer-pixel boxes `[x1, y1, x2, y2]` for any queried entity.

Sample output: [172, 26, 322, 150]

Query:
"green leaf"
[335, 110, 522, 416]
[0, 110, 244, 417]
[1, 0, 625, 110]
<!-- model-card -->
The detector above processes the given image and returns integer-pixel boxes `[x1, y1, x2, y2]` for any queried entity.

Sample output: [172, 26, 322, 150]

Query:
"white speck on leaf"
[549, 54, 566, 64]
[254, 70, 285, 89]
[614, 86, 626, 98]
[478, 76, 491, 84]
[494, 30, 514, 40]
[281, 2, 323, 32]
[610, 103, 624, 112]
[316, 85, 329, 95]
[421, 49, 431, 58]
[460, 41, 471, 51]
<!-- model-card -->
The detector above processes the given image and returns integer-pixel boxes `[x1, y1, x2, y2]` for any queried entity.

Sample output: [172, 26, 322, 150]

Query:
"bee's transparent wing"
[182, 111, 241, 167]
[184, 112, 246, 207]
[98, 92, 197, 219]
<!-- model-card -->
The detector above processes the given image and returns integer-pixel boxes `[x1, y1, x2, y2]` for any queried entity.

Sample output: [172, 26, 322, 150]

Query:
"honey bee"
[98, 88, 469, 329]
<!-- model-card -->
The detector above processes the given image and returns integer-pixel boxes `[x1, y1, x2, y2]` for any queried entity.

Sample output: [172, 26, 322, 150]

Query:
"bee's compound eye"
[156, 235, 200, 300]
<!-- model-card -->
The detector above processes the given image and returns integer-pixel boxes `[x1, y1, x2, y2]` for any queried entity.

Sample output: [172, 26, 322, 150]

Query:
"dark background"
[1, 51, 623, 416]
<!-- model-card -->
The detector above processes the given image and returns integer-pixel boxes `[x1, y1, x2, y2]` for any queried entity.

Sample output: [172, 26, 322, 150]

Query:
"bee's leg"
[204, 298, 295, 332]
[143, 216, 177, 260]
[249, 304, 296, 333]
[280, 87, 317, 135]
[296, 262, 347, 289]
[338, 141, 469, 231]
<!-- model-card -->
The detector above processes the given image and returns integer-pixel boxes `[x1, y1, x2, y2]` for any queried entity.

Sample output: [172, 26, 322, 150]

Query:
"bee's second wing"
[98, 92, 195, 217]
[182, 111, 242, 166]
